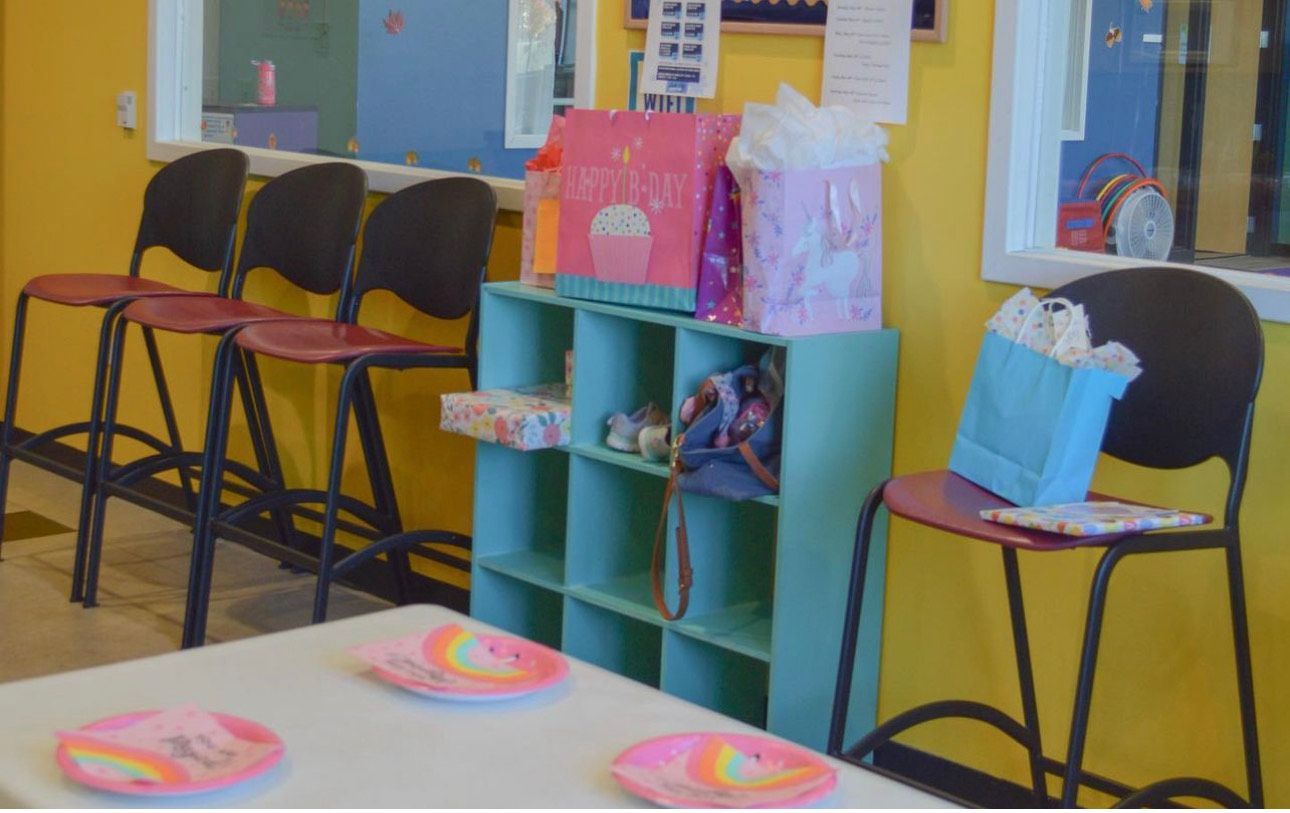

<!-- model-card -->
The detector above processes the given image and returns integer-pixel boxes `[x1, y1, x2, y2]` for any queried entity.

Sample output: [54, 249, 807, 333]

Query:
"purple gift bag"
[694, 165, 744, 326]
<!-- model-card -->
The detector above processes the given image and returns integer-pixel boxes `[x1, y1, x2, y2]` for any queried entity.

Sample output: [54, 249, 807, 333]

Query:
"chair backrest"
[347, 176, 498, 322]
[132, 148, 249, 277]
[232, 162, 369, 300]
[1051, 268, 1263, 518]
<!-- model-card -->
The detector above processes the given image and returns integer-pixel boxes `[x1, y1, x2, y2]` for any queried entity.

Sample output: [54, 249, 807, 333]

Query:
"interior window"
[1054, 0, 1289, 275]
[197, 0, 578, 180]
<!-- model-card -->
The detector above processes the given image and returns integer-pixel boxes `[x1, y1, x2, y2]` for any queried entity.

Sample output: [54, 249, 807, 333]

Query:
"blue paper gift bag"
[949, 331, 1131, 507]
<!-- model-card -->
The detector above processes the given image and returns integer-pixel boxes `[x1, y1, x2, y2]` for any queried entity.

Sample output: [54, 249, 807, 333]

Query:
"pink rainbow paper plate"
[348, 623, 569, 702]
[611, 732, 838, 809]
[54, 706, 284, 797]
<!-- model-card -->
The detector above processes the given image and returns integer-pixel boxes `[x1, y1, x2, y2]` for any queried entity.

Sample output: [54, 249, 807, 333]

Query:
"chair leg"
[182, 333, 241, 648]
[141, 326, 196, 509]
[232, 351, 296, 554]
[0, 293, 31, 561]
[67, 300, 133, 602]
[1226, 544, 1264, 807]
[312, 365, 359, 624]
[828, 481, 887, 757]
[351, 370, 411, 604]
[81, 317, 131, 608]
[1002, 547, 1048, 806]
[1059, 546, 1126, 808]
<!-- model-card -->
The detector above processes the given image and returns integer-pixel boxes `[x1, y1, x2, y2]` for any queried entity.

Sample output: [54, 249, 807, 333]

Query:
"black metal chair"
[0, 148, 248, 598]
[829, 267, 1264, 808]
[78, 162, 369, 608]
[181, 176, 497, 647]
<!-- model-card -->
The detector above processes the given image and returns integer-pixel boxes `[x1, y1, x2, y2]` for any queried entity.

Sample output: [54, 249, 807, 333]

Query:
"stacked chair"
[0, 148, 248, 600]
[828, 268, 1264, 808]
[3, 151, 498, 653]
[77, 161, 369, 608]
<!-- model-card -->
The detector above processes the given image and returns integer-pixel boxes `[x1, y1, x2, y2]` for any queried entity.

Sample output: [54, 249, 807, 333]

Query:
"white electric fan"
[1106, 186, 1175, 262]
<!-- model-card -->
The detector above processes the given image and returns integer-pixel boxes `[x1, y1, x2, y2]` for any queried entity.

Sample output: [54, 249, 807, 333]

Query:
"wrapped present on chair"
[555, 109, 740, 312]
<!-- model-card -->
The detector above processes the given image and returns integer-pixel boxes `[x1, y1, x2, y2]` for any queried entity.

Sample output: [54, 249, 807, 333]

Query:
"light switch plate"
[116, 91, 137, 130]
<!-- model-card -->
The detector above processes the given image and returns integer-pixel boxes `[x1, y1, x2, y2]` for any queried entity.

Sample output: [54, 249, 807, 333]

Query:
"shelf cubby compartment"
[570, 310, 674, 448]
[563, 598, 663, 687]
[672, 327, 773, 421]
[671, 327, 779, 508]
[471, 443, 569, 591]
[470, 569, 563, 650]
[563, 456, 664, 622]
[661, 493, 776, 662]
[478, 288, 573, 390]
[662, 631, 770, 728]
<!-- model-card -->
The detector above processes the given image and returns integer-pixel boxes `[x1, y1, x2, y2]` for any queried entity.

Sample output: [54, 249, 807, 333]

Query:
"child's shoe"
[638, 423, 673, 462]
[606, 402, 668, 452]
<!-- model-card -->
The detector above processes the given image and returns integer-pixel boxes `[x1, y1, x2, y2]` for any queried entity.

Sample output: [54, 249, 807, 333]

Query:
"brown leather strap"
[651, 457, 693, 621]
[738, 441, 780, 491]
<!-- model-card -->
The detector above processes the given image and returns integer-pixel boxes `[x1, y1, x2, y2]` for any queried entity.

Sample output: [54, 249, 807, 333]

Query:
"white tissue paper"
[726, 83, 890, 173]
[986, 288, 1143, 382]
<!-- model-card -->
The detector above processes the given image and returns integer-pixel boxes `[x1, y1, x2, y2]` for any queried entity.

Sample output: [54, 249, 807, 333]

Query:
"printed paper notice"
[642, 0, 721, 99]
[821, 0, 914, 125]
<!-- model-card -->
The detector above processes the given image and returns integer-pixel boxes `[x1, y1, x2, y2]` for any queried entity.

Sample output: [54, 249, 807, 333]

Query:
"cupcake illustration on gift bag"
[589, 146, 654, 285]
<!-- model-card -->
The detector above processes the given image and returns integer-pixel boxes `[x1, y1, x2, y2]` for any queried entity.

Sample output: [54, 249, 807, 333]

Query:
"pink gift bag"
[521, 117, 564, 289]
[739, 164, 882, 336]
[556, 110, 740, 312]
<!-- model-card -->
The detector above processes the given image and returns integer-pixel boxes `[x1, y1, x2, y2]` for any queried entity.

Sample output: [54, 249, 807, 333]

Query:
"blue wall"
[355, 0, 527, 179]
[1059, 0, 1165, 199]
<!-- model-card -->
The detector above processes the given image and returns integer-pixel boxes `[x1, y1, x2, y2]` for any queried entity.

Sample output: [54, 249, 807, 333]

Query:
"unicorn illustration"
[790, 204, 875, 321]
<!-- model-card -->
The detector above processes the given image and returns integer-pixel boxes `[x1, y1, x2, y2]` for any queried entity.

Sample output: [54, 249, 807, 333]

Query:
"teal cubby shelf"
[469, 281, 898, 752]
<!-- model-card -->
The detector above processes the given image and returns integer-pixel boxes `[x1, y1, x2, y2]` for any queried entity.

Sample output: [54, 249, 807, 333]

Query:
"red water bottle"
[252, 60, 276, 106]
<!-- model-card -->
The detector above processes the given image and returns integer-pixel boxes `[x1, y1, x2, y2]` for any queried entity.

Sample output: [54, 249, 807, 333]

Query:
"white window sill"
[148, 140, 526, 212]
[984, 247, 1290, 324]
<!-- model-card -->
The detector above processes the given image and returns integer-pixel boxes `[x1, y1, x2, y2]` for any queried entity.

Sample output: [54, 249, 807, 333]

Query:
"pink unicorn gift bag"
[556, 109, 740, 312]
[728, 84, 889, 337]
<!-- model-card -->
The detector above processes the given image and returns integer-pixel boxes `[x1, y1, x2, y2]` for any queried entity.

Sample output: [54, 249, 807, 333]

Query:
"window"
[149, 0, 597, 210]
[1060, 0, 1095, 140]
[985, 0, 1290, 322]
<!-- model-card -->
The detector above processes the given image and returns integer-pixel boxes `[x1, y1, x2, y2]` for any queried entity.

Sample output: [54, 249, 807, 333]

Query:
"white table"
[0, 605, 955, 808]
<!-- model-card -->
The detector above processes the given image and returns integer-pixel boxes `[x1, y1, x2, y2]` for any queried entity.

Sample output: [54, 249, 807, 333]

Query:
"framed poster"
[624, 0, 948, 43]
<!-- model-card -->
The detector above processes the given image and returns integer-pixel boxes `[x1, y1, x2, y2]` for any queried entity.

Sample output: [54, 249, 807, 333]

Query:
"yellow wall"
[3, 1, 1290, 805]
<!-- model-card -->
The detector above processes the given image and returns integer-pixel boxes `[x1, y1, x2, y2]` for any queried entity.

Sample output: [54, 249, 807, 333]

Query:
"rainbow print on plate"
[54, 705, 284, 796]
[58, 740, 188, 785]
[348, 623, 569, 701]
[611, 732, 837, 808]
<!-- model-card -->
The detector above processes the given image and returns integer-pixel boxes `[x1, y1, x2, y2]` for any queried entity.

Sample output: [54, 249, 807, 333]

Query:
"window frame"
[148, 0, 598, 211]
[984, 0, 1290, 323]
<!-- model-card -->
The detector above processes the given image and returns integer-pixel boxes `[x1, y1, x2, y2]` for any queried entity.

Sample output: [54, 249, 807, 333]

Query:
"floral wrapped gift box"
[440, 383, 571, 452]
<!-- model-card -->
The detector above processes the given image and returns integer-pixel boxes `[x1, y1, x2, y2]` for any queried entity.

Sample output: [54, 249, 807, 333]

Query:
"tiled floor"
[0, 461, 390, 683]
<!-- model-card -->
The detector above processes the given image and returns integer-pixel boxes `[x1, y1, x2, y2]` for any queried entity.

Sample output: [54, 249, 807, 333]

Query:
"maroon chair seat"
[23, 274, 213, 307]
[121, 295, 296, 335]
[233, 319, 459, 364]
[881, 470, 1190, 551]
